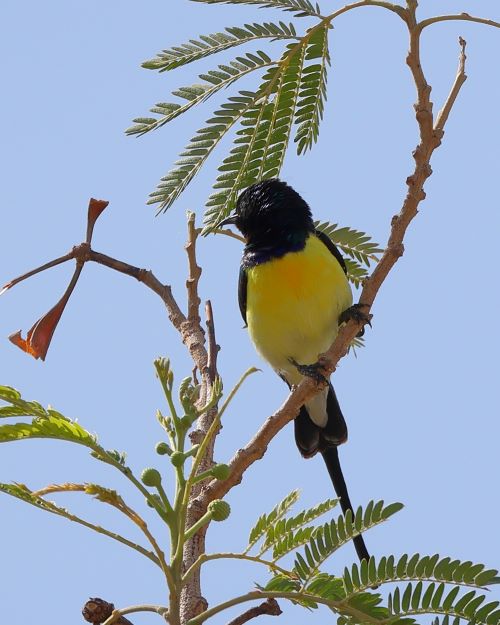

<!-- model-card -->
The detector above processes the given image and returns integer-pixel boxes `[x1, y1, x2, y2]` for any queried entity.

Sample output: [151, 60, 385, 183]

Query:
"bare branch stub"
[205, 300, 219, 384]
[185, 212, 203, 326]
[225, 598, 282, 625]
[82, 598, 133, 625]
[434, 37, 467, 131]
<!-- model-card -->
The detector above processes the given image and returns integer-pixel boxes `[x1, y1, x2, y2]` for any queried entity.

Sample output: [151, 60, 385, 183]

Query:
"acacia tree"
[1, 1, 499, 624]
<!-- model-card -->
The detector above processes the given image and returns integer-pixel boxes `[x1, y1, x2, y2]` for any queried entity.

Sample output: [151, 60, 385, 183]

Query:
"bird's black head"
[226, 179, 315, 249]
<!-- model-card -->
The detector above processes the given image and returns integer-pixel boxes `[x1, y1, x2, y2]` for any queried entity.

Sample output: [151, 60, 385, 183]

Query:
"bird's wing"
[238, 265, 248, 326]
[315, 229, 348, 275]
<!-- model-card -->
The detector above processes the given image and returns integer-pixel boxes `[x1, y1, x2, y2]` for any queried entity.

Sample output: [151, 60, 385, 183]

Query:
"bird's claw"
[339, 303, 372, 337]
[289, 357, 328, 385]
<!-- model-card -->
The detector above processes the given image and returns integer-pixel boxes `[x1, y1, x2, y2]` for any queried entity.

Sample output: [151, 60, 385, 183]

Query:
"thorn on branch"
[82, 598, 133, 625]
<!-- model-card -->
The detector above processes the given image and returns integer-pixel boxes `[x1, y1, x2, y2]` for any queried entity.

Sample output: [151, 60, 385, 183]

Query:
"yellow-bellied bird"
[221, 178, 370, 562]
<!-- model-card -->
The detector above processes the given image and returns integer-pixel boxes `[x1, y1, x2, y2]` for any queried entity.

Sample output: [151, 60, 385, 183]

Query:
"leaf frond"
[294, 23, 330, 154]
[344, 258, 368, 289]
[142, 22, 297, 72]
[343, 554, 499, 596]
[387, 582, 500, 625]
[189, 0, 322, 18]
[293, 501, 403, 585]
[315, 221, 383, 267]
[246, 489, 300, 552]
[258, 497, 338, 557]
[127, 52, 276, 137]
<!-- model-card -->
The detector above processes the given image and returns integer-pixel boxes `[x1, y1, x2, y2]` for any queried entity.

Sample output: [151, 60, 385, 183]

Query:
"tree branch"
[82, 598, 168, 625]
[86, 247, 187, 332]
[187, 589, 382, 625]
[183, 552, 293, 584]
[418, 13, 500, 33]
[325, 0, 407, 23]
[434, 37, 467, 131]
[225, 599, 282, 625]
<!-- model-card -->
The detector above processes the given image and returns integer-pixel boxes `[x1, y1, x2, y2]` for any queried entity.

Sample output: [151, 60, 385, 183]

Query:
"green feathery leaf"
[0, 413, 97, 447]
[344, 258, 368, 289]
[272, 526, 318, 561]
[293, 501, 403, 585]
[189, 0, 322, 19]
[294, 23, 330, 154]
[128, 52, 276, 137]
[203, 40, 308, 231]
[142, 22, 297, 72]
[0, 387, 134, 472]
[0, 385, 52, 419]
[344, 554, 498, 597]
[148, 90, 258, 211]
[306, 573, 345, 601]
[315, 221, 383, 267]
[246, 489, 300, 552]
[387, 583, 500, 625]
[259, 497, 338, 557]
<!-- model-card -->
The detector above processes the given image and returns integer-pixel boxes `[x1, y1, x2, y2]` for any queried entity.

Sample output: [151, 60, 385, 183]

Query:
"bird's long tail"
[294, 383, 370, 562]
[321, 445, 370, 562]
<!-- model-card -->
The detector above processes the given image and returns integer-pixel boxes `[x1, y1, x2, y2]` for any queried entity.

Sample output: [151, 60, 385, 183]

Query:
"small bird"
[220, 178, 370, 562]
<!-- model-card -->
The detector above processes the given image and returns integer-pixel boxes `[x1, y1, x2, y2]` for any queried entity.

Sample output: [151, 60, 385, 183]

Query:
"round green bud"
[170, 451, 185, 467]
[155, 442, 172, 456]
[208, 499, 231, 522]
[141, 467, 162, 488]
[211, 464, 231, 481]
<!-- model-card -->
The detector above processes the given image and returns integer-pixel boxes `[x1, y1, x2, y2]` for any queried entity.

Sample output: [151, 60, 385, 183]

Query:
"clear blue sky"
[0, 1, 499, 624]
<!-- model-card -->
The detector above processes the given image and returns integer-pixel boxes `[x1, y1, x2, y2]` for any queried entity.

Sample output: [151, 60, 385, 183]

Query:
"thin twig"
[33, 482, 174, 591]
[187, 589, 383, 625]
[434, 37, 467, 131]
[211, 228, 245, 244]
[86, 248, 186, 330]
[324, 0, 407, 23]
[100, 604, 169, 625]
[0, 251, 74, 295]
[418, 13, 500, 33]
[225, 599, 282, 625]
[183, 552, 293, 584]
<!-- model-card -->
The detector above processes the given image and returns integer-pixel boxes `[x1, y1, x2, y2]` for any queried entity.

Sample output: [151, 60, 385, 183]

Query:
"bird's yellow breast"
[246, 234, 352, 384]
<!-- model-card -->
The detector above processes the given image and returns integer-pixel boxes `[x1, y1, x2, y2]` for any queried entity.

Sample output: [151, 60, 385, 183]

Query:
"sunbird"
[221, 178, 370, 562]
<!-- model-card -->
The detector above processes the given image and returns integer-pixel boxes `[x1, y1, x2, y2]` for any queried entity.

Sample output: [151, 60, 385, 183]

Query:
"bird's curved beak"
[218, 215, 238, 228]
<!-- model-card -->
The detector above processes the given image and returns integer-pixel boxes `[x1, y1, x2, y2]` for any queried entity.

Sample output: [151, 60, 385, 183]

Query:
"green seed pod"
[155, 442, 172, 456]
[211, 464, 231, 481]
[170, 451, 185, 467]
[141, 467, 162, 488]
[208, 499, 231, 522]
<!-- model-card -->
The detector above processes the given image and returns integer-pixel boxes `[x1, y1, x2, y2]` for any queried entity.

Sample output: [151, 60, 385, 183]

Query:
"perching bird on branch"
[220, 178, 370, 563]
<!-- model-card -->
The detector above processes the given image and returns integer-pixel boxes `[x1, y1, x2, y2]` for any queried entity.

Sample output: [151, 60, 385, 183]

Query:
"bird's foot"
[339, 303, 372, 337]
[289, 357, 328, 385]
